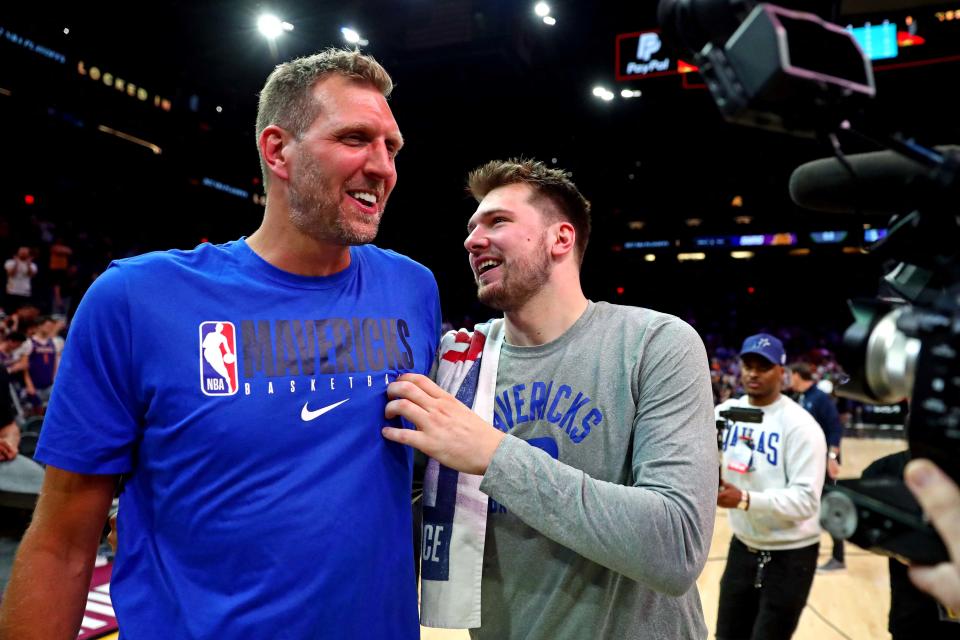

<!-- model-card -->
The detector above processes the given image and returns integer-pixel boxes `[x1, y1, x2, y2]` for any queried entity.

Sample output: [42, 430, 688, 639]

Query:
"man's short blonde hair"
[255, 48, 393, 184]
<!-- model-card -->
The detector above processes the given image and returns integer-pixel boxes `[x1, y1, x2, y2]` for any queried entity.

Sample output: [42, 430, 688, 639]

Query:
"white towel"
[420, 318, 504, 628]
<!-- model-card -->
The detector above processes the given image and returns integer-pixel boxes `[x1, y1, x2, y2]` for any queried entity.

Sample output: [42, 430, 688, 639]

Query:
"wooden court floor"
[421, 437, 908, 640]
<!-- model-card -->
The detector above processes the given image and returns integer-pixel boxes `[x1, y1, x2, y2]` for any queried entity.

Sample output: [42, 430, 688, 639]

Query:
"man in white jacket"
[715, 333, 826, 640]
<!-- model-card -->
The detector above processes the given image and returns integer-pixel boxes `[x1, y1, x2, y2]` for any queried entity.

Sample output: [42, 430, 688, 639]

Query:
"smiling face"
[740, 353, 783, 406]
[464, 183, 554, 311]
[286, 74, 403, 245]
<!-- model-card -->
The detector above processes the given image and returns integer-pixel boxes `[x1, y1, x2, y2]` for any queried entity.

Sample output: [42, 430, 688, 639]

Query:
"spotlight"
[534, 2, 551, 17]
[258, 15, 293, 39]
[592, 86, 614, 101]
[340, 27, 369, 46]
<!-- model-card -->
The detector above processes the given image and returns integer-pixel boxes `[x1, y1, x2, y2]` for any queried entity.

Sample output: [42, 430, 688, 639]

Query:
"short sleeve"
[34, 265, 142, 474]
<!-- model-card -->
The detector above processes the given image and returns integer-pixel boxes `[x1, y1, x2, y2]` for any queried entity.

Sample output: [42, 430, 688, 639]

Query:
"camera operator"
[715, 334, 826, 640]
[904, 458, 960, 619]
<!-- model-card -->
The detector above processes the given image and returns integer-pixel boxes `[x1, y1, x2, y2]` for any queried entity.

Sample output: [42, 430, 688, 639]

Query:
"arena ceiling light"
[257, 14, 294, 40]
[534, 3, 556, 26]
[341, 27, 369, 46]
[592, 86, 614, 102]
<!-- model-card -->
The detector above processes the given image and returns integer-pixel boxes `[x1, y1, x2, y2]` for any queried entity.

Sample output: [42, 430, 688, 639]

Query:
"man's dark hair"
[789, 362, 814, 381]
[467, 158, 592, 265]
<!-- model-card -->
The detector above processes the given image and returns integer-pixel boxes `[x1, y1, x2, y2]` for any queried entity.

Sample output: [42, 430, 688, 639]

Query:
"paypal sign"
[616, 30, 680, 81]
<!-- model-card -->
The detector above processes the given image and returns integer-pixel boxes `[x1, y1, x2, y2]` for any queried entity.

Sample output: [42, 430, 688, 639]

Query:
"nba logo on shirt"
[199, 321, 238, 396]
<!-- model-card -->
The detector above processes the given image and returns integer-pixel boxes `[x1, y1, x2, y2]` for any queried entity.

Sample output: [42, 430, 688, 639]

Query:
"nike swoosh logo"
[300, 399, 349, 422]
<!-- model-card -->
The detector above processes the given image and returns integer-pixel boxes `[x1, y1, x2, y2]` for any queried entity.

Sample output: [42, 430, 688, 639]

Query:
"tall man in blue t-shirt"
[0, 49, 441, 638]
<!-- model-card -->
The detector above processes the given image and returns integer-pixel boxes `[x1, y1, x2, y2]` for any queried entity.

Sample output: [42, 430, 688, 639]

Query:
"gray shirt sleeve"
[479, 319, 717, 596]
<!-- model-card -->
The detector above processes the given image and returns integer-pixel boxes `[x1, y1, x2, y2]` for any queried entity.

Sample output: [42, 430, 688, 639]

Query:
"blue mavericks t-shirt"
[36, 239, 441, 639]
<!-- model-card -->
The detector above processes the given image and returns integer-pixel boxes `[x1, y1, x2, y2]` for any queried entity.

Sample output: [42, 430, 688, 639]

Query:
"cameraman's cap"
[740, 333, 786, 365]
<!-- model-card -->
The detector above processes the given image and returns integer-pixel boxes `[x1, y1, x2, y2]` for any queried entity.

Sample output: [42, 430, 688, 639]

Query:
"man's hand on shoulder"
[381, 373, 505, 475]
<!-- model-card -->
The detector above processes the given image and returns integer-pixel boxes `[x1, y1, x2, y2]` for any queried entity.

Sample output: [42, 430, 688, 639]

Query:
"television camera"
[658, 0, 960, 564]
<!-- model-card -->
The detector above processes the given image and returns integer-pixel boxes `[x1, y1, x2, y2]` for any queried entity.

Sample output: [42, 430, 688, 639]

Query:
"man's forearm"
[0, 468, 116, 639]
[481, 435, 714, 596]
[8, 357, 28, 374]
[23, 370, 35, 395]
[0, 527, 98, 638]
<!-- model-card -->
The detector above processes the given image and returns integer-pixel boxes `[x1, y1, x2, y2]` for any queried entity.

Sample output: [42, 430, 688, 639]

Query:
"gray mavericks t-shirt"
[473, 301, 716, 640]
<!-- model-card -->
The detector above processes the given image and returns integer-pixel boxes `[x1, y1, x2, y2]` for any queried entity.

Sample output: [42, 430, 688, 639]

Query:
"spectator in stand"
[48, 237, 74, 316]
[0, 332, 27, 374]
[22, 316, 62, 406]
[54, 264, 82, 319]
[50, 315, 66, 353]
[3, 304, 40, 337]
[0, 360, 45, 507]
[4, 247, 37, 312]
[1, 307, 39, 390]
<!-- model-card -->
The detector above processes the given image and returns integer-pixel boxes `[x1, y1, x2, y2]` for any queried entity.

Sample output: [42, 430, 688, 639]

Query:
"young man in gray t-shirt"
[383, 158, 717, 639]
